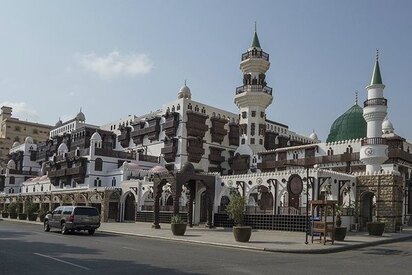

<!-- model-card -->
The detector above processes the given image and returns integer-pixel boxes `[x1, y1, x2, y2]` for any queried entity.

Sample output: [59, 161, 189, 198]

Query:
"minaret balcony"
[363, 98, 387, 107]
[236, 85, 272, 95]
[361, 137, 386, 146]
[241, 49, 269, 61]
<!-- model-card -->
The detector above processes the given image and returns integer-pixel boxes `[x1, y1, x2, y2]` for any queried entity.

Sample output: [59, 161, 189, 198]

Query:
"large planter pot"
[334, 227, 347, 241]
[9, 213, 18, 219]
[233, 226, 252, 242]
[171, 223, 187, 236]
[367, 222, 385, 236]
[18, 213, 27, 220]
[2, 212, 9, 218]
[28, 213, 38, 221]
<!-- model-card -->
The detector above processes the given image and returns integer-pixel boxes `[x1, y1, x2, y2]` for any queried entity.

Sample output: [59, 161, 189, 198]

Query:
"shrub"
[25, 202, 39, 216]
[226, 193, 246, 226]
[7, 202, 18, 214]
[171, 214, 185, 224]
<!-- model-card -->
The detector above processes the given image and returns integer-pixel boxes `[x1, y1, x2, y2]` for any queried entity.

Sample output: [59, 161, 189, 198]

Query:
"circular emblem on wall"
[288, 175, 303, 195]
[256, 178, 263, 185]
[364, 147, 374, 156]
[228, 180, 233, 186]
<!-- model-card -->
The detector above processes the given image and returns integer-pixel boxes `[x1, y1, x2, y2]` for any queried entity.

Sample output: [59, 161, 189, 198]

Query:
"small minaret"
[360, 50, 388, 173]
[234, 26, 273, 153]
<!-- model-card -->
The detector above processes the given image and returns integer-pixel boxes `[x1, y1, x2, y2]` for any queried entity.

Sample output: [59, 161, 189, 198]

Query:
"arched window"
[112, 177, 116, 187]
[95, 158, 103, 171]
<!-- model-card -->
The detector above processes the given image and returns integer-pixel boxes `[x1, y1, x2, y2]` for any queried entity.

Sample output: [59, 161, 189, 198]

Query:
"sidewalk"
[3, 218, 412, 254]
[99, 222, 412, 253]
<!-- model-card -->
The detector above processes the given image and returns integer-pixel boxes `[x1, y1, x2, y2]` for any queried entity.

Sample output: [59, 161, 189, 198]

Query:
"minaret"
[360, 50, 388, 173]
[234, 26, 273, 153]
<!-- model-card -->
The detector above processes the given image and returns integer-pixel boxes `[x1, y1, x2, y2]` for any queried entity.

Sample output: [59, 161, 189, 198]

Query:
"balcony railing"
[241, 49, 269, 61]
[361, 137, 386, 146]
[138, 154, 159, 163]
[236, 85, 272, 95]
[95, 148, 134, 159]
[364, 98, 387, 107]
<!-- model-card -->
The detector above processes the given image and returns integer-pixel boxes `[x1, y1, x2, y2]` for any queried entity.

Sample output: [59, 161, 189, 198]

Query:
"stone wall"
[357, 173, 403, 232]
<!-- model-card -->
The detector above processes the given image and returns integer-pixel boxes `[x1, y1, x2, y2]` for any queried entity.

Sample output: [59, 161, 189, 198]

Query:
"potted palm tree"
[334, 204, 347, 241]
[226, 193, 251, 242]
[367, 203, 385, 236]
[367, 221, 385, 236]
[8, 202, 18, 219]
[26, 202, 39, 221]
[2, 209, 9, 218]
[171, 214, 187, 236]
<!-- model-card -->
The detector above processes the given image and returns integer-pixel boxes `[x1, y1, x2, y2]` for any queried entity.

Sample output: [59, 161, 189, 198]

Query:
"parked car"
[44, 206, 100, 235]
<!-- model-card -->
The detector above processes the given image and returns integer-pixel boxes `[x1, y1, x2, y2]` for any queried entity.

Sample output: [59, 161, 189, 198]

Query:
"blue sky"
[0, 0, 411, 141]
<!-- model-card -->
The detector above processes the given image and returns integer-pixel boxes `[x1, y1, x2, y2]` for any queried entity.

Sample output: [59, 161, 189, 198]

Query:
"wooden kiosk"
[310, 200, 337, 245]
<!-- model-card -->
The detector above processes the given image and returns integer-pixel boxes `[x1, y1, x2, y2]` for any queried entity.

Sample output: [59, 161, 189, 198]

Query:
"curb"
[98, 228, 412, 254]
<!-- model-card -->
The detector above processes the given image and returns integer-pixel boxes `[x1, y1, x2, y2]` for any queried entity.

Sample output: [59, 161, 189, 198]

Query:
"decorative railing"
[236, 85, 272, 95]
[141, 205, 188, 212]
[241, 49, 269, 61]
[361, 137, 386, 146]
[278, 206, 301, 215]
[364, 98, 387, 107]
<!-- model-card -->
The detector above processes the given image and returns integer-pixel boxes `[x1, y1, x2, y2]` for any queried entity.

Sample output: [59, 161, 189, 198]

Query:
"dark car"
[44, 206, 100, 235]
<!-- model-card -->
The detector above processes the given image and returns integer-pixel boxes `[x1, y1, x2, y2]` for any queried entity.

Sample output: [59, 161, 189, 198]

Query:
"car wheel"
[88, 229, 95, 235]
[44, 220, 50, 232]
[61, 222, 68, 235]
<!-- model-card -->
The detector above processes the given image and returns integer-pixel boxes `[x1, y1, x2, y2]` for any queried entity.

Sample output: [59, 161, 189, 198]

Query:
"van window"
[54, 208, 62, 214]
[63, 207, 73, 214]
[74, 207, 99, 216]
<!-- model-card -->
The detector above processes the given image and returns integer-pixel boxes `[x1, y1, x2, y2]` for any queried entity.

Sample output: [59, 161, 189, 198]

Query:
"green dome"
[326, 104, 366, 143]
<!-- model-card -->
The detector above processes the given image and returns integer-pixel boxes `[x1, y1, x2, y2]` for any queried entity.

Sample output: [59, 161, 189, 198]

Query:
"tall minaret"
[234, 26, 273, 154]
[360, 50, 388, 173]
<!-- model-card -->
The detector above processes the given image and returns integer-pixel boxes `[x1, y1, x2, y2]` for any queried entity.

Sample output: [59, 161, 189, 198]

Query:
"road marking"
[33, 253, 90, 270]
[122, 246, 142, 251]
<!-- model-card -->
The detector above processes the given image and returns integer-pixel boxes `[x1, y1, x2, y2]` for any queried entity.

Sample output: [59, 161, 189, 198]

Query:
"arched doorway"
[361, 192, 375, 229]
[124, 193, 136, 221]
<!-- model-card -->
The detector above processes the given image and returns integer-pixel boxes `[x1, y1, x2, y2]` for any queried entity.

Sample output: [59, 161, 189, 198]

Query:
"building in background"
[0, 106, 52, 170]
[0, 31, 410, 233]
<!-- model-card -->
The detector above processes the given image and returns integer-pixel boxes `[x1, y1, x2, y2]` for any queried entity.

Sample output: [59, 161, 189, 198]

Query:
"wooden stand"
[310, 200, 337, 245]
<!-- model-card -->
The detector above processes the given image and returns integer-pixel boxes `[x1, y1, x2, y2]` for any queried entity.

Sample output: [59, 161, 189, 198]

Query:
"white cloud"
[0, 101, 39, 121]
[77, 51, 153, 79]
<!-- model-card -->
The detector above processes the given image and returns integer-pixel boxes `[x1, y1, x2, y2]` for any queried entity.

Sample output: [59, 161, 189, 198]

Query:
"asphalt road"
[0, 220, 411, 275]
